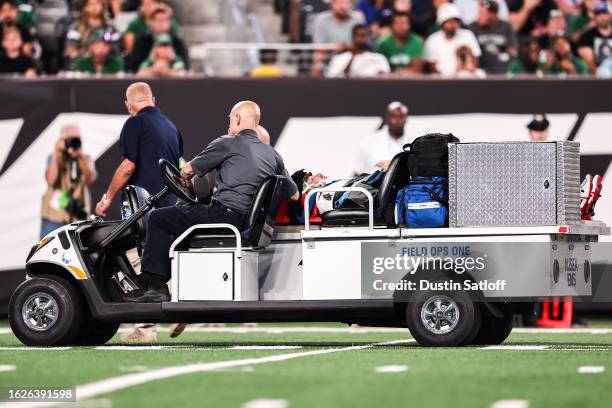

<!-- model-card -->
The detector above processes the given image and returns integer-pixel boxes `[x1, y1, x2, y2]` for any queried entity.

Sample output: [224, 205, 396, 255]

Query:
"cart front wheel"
[406, 288, 481, 347]
[9, 276, 83, 347]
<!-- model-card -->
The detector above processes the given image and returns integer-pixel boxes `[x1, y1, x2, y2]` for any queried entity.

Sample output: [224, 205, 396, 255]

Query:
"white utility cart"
[9, 142, 610, 347]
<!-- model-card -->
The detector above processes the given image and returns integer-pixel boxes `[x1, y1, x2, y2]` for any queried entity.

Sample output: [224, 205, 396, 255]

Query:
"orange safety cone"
[536, 297, 573, 328]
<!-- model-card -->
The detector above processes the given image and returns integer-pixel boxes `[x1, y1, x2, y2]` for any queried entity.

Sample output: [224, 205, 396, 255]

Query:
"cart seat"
[321, 209, 371, 226]
[321, 151, 411, 227]
[176, 175, 286, 251]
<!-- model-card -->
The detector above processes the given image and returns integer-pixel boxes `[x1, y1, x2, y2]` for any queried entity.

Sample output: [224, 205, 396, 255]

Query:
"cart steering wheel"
[159, 159, 198, 204]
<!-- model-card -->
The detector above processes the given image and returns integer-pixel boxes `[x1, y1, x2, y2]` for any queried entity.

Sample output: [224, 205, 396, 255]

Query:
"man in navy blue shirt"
[95, 82, 183, 216]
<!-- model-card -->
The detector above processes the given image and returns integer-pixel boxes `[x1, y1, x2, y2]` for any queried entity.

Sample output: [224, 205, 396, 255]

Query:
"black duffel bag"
[403, 133, 460, 177]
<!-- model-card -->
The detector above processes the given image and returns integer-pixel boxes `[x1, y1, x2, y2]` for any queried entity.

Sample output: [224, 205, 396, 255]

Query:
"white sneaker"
[120, 327, 157, 343]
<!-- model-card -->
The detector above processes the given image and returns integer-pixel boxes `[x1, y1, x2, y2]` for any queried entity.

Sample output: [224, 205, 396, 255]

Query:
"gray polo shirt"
[190, 129, 298, 213]
[312, 10, 364, 45]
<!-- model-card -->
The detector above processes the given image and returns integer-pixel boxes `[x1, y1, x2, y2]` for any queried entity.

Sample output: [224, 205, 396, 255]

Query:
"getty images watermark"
[360, 242, 612, 301]
[369, 245, 506, 294]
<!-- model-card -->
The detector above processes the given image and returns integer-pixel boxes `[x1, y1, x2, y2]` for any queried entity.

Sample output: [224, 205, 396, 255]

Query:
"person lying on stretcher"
[277, 168, 387, 225]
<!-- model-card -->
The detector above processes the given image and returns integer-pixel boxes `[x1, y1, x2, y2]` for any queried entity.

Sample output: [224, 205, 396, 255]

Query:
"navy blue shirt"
[119, 106, 183, 202]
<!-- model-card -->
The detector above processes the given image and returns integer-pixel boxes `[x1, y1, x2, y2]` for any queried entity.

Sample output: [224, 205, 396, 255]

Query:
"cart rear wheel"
[406, 288, 481, 347]
[9, 276, 83, 347]
[471, 312, 513, 345]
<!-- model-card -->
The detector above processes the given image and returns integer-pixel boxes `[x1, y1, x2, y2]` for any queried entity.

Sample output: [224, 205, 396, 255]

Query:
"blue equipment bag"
[395, 177, 448, 228]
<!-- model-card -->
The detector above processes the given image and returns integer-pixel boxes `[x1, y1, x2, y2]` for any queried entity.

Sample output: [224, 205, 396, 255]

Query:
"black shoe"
[123, 286, 170, 303]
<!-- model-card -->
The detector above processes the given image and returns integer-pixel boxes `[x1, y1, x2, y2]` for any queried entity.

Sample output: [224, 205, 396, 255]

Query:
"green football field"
[0, 322, 611, 408]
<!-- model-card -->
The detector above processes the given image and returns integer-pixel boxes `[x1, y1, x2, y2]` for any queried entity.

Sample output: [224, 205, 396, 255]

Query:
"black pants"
[141, 202, 245, 280]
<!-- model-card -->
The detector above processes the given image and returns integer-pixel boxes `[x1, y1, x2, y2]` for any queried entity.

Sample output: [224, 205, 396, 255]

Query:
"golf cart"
[9, 143, 609, 347]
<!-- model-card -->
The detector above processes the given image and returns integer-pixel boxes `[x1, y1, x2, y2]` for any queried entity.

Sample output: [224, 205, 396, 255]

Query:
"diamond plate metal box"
[448, 142, 580, 227]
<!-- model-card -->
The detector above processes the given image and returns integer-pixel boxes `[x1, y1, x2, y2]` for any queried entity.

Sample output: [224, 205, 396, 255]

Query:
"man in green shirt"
[544, 35, 589, 75]
[74, 29, 124, 74]
[138, 33, 185, 77]
[375, 12, 424, 73]
[124, 0, 180, 53]
[15, 0, 35, 32]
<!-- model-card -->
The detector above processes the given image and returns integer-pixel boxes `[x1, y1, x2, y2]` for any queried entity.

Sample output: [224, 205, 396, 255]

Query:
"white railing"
[189, 42, 335, 77]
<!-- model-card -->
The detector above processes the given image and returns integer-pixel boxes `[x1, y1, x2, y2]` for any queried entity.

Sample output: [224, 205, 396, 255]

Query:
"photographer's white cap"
[387, 101, 408, 115]
[436, 3, 462, 26]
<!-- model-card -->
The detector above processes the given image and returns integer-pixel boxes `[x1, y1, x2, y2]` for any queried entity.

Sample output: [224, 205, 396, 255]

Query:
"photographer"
[40, 125, 97, 238]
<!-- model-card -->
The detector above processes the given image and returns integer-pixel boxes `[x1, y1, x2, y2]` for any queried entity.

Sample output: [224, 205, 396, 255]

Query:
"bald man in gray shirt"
[124, 101, 298, 303]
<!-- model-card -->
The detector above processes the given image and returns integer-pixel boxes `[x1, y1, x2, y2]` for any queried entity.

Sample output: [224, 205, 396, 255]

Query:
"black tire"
[75, 320, 120, 346]
[8, 276, 83, 347]
[471, 312, 513, 345]
[406, 289, 481, 347]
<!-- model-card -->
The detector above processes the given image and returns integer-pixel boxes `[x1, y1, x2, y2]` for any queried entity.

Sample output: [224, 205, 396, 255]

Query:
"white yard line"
[490, 399, 529, 408]
[374, 365, 408, 373]
[118, 326, 409, 334]
[512, 328, 612, 334]
[0, 339, 413, 408]
[3, 326, 612, 337]
[242, 399, 289, 408]
[578, 366, 606, 374]
[482, 345, 612, 351]
[482, 345, 549, 350]
[0, 347, 72, 351]
[0, 365, 16, 372]
[230, 345, 302, 350]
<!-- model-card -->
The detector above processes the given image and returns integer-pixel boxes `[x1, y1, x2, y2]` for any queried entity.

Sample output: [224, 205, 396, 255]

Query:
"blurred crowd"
[0, 0, 188, 77]
[272, 0, 612, 77]
[1, 0, 610, 78]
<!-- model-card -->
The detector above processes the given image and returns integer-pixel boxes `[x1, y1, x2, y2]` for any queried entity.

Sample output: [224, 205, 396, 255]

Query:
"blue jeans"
[40, 219, 65, 239]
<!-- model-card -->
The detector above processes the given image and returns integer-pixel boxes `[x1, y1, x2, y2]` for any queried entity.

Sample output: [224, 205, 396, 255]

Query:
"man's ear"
[236, 113, 241, 127]
[151, 96, 156, 106]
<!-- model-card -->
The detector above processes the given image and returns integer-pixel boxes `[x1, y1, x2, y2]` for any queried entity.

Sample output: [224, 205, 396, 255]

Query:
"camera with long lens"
[64, 137, 82, 151]
[67, 199, 87, 219]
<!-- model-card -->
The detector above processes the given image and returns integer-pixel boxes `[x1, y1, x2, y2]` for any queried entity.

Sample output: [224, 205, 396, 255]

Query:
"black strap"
[423, 188, 448, 207]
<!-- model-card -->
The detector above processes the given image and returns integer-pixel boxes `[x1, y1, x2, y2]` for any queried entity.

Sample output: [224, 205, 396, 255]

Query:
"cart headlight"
[35, 236, 54, 252]
[26, 236, 54, 263]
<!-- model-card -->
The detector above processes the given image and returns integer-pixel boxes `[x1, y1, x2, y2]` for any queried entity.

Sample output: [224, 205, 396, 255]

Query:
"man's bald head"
[228, 100, 262, 135]
[256, 125, 270, 144]
[125, 82, 155, 116]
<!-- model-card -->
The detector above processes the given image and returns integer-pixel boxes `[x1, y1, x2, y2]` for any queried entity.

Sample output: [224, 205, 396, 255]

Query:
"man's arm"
[181, 137, 231, 179]
[277, 155, 299, 202]
[508, 0, 541, 32]
[77, 154, 97, 186]
[94, 158, 135, 216]
[578, 46, 596, 74]
[45, 139, 64, 186]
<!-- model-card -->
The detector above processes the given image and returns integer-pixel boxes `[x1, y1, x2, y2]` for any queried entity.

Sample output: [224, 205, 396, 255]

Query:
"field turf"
[0, 322, 611, 408]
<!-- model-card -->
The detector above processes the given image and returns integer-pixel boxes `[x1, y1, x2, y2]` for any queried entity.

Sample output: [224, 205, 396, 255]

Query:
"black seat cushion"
[186, 232, 242, 248]
[176, 228, 252, 250]
[321, 209, 371, 227]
